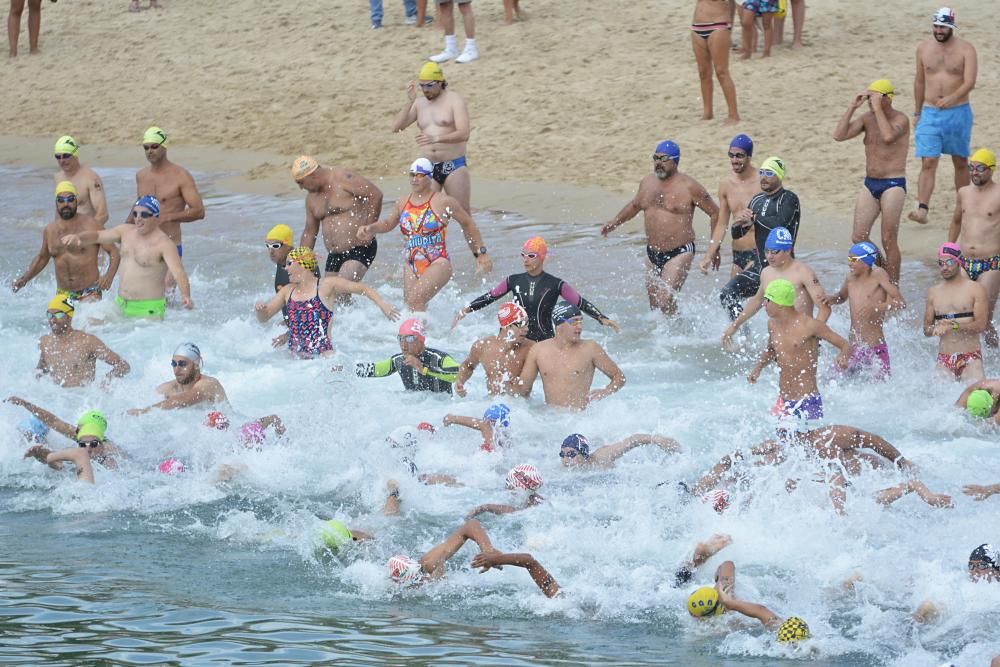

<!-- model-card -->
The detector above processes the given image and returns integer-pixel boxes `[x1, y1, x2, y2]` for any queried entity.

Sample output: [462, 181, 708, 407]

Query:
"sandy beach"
[4, 0, 999, 256]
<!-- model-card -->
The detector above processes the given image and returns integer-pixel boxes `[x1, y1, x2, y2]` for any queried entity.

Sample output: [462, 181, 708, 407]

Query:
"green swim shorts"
[115, 295, 166, 319]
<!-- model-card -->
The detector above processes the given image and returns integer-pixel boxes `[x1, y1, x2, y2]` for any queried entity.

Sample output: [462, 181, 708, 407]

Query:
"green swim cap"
[967, 389, 994, 418]
[76, 410, 107, 431]
[318, 519, 353, 552]
[764, 279, 796, 308]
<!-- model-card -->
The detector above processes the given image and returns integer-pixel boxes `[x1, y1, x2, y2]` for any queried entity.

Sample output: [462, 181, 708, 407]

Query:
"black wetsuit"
[720, 188, 801, 319]
[275, 262, 290, 322]
[466, 271, 608, 341]
[356, 347, 459, 394]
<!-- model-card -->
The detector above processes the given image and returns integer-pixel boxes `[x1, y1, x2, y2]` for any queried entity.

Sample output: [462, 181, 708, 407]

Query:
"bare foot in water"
[908, 208, 929, 224]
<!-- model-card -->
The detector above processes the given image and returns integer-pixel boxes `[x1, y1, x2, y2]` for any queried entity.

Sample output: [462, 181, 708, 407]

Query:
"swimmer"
[356, 319, 460, 394]
[702, 135, 760, 278]
[255, 246, 400, 359]
[13, 181, 119, 301]
[263, 223, 294, 348]
[832, 79, 910, 284]
[442, 403, 511, 452]
[874, 479, 953, 509]
[61, 195, 193, 318]
[955, 380, 1000, 425]
[454, 237, 619, 341]
[821, 241, 904, 380]
[924, 243, 987, 381]
[357, 158, 491, 311]
[714, 584, 811, 643]
[203, 410, 286, 447]
[558, 433, 680, 469]
[690, 0, 740, 124]
[37, 294, 130, 388]
[384, 423, 461, 487]
[18, 414, 49, 445]
[128, 343, 228, 415]
[964, 480, 1000, 502]
[512, 301, 626, 410]
[672, 533, 733, 590]
[466, 464, 544, 518]
[601, 141, 719, 316]
[454, 302, 534, 397]
[52, 135, 108, 224]
[748, 279, 850, 425]
[291, 156, 383, 282]
[913, 543, 999, 624]
[9, 396, 123, 484]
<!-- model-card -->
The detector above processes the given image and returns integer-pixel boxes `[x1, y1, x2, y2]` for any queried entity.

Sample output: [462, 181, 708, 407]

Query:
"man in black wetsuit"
[356, 318, 459, 393]
[719, 157, 801, 320]
[452, 236, 620, 341]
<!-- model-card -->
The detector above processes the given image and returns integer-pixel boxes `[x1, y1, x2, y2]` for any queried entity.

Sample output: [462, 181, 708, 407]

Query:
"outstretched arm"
[591, 434, 680, 466]
[6, 396, 76, 439]
[321, 276, 400, 320]
[471, 551, 561, 598]
[419, 518, 496, 579]
[963, 482, 1000, 501]
[715, 587, 781, 630]
[875, 480, 953, 508]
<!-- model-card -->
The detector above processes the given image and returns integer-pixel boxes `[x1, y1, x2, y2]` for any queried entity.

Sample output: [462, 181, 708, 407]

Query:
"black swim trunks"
[431, 156, 467, 185]
[733, 249, 758, 271]
[326, 238, 378, 273]
[647, 242, 695, 272]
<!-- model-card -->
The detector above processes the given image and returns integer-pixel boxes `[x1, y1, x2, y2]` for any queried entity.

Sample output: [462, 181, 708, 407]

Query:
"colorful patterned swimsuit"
[399, 193, 449, 276]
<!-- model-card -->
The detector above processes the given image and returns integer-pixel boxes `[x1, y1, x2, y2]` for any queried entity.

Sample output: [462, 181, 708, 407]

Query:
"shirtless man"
[721, 227, 828, 348]
[52, 135, 108, 224]
[948, 148, 1000, 347]
[702, 134, 759, 279]
[135, 127, 205, 269]
[12, 181, 119, 301]
[748, 279, 850, 424]
[908, 8, 978, 225]
[393, 62, 472, 214]
[291, 156, 383, 281]
[443, 403, 512, 452]
[690, 0, 739, 124]
[512, 301, 626, 410]
[601, 140, 719, 316]
[558, 432, 680, 469]
[37, 294, 130, 388]
[822, 241, 904, 379]
[61, 196, 193, 319]
[832, 79, 910, 284]
[128, 343, 228, 415]
[924, 242, 987, 381]
[455, 301, 534, 396]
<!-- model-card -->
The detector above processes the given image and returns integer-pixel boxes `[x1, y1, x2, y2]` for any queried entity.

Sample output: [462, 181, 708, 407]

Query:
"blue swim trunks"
[915, 104, 973, 158]
[863, 177, 906, 200]
[742, 0, 779, 15]
[771, 393, 824, 422]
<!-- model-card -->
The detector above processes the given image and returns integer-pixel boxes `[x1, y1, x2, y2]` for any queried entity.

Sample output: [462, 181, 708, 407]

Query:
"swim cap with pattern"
[142, 126, 168, 146]
[47, 293, 76, 317]
[291, 155, 319, 181]
[760, 156, 786, 180]
[287, 247, 318, 271]
[505, 464, 543, 491]
[54, 135, 80, 156]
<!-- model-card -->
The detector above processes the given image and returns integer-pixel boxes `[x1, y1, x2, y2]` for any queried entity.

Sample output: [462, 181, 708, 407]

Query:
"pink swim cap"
[158, 458, 186, 474]
[240, 421, 266, 446]
[388, 554, 422, 583]
[204, 411, 230, 430]
[398, 318, 426, 341]
[939, 242, 962, 259]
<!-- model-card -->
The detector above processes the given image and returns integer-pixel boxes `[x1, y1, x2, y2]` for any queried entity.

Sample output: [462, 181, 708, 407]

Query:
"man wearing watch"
[924, 242, 988, 381]
[355, 318, 460, 394]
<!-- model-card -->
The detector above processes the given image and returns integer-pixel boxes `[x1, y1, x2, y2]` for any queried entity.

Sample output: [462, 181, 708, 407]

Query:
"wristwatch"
[473, 246, 488, 258]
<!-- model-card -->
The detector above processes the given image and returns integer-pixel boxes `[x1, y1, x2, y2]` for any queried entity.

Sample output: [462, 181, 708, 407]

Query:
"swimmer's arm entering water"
[471, 551, 561, 598]
[875, 480, 953, 508]
[466, 503, 518, 519]
[6, 396, 77, 440]
[714, 588, 781, 631]
[591, 434, 680, 467]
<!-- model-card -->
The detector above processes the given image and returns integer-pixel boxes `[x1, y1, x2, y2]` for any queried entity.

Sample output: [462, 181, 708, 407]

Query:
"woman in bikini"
[691, 0, 740, 124]
[358, 158, 492, 312]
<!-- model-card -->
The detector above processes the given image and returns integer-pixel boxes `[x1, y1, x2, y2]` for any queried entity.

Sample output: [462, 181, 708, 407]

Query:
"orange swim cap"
[522, 236, 548, 258]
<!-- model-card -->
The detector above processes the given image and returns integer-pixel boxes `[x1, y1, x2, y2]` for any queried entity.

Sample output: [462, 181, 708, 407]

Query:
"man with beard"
[12, 182, 119, 301]
[908, 8, 978, 225]
[393, 62, 472, 214]
[601, 140, 719, 316]
[37, 294, 130, 388]
[52, 135, 108, 225]
[128, 343, 228, 415]
[455, 302, 534, 397]
[292, 156, 384, 281]
[61, 195, 193, 319]
[924, 243, 988, 381]
[949, 148, 1000, 347]
[701, 134, 761, 279]
[718, 156, 800, 319]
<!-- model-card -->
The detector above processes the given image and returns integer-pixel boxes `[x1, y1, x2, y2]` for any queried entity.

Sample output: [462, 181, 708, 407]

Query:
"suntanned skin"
[823, 257, 904, 349]
[12, 192, 119, 298]
[909, 23, 978, 224]
[832, 87, 910, 284]
[601, 154, 719, 315]
[691, 0, 739, 124]
[442, 413, 505, 451]
[454, 319, 533, 396]
[393, 75, 472, 213]
[923, 254, 988, 380]
[38, 309, 130, 388]
[54, 153, 108, 224]
[296, 165, 383, 281]
[702, 147, 758, 277]
[513, 316, 625, 410]
[127, 355, 228, 415]
[948, 159, 1000, 347]
[559, 434, 680, 469]
[135, 143, 205, 245]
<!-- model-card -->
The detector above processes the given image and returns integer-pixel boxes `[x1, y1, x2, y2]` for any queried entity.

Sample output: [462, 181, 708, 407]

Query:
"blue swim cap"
[729, 134, 754, 156]
[18, 415, 49, 442]
[135, 195, 161, 217]
[849, 241, 879, 267]
[561, 433, 590, 457]
[765, 227, 794, 252]
[483, 403, 511, 428]
[654, 140, 681, 164]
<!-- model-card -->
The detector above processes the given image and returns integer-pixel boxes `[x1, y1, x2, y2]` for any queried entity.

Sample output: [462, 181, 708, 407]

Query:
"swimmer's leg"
[648, 251, 693, 316]
[707, 27, 739, 124]
[691, 31, 714, 121]
[878, 186, 905, 284]
[403, 259, 453, 311]
[738, 6, 755, 59]
[975, 270, 1000, 347]
[951, 154, 970, 193]
[909, 156, 939, 223]
[442, 167, 471, 216]
[419, 518, 496, 579]
[337, 259, 370, 283]
[850, 186, 880, 247]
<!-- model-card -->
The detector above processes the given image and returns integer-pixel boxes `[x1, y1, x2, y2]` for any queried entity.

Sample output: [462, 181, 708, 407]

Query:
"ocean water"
[1, 165, 998, 666]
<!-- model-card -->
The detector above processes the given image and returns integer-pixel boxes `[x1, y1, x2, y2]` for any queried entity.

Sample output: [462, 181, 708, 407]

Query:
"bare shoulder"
[958, 37, 977, 55]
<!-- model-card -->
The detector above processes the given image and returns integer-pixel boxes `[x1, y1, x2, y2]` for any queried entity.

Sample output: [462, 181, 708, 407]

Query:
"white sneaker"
[429, 48, 457, 63]
[455, 45, 479, 63]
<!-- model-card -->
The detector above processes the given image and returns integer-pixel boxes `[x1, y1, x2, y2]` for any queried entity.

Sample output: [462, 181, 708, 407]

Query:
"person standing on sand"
[427, 0, 477, 63]
[52, 136, 108, 225]
[7, 0, 42, 58]
[601, 140, 719, 317]
[738, 0, 777, 59]
[702, 134, 759, 278]
[774, 0, 804, 48]
[908, 8, 977, 225]
[690, 0, 739, 125]
[832, 79, 910, 285]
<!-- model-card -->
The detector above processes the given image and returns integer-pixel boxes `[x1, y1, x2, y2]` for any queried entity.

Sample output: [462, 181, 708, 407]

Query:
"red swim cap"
[497, 302, 528, 328]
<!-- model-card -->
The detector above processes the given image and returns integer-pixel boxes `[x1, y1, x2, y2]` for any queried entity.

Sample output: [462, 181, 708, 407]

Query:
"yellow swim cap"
[291, 155, 319, 181]
[868, 79, 894, 99]
[47, 293, 75, 317]
[760, 156, 786, 181]
[77, 421, 106, 442]
[776, 616, 810, 643]
[54, 135, 80, 156]
[687, 586, 723, 617]
[55, 181, 78, 197]
[287, 246, 318, 272]
[266, 224, 294, 246]
[142, 126, 168, 147]
[970, 148, 996, 170]
[419, 61, 444, 82]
